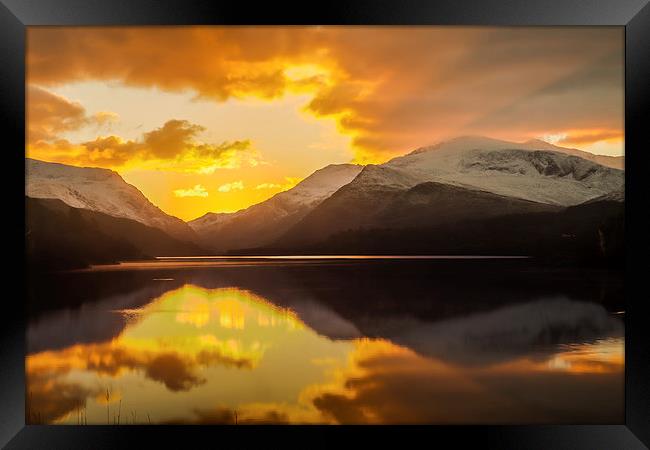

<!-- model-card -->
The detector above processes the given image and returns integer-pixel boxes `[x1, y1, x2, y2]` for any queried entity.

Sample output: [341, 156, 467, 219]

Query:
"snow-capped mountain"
[27, 135, 622, 259]
[383, 136, 624, 206]
[26, 158, 197, 243]
[516, 138, 623, 169]
[269, 136, 624, 250]
[27, 197, 205, 270]
[401, 136, 623, 169]
[188, 163, 363, 252]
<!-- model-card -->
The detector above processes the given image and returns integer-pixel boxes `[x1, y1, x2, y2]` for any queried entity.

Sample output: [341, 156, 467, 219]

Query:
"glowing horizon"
[26, 26, 624, 220]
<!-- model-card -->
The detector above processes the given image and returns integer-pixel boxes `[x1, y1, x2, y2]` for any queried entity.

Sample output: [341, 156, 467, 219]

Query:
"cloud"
[26, 332, 261, 423]
[161, 406, 290, 425]
[25, 337, 260, 425]
[254, 177, 301, 191]
[307, 339, 624, 424]
[174, 184, 209, 198]
[27, 27, 624, 162]
[217, 180, 244, 193]
[140, 119, 203, 159]
[27, 85, 114, 143]
[79, 119, 256, 167]
[26, 347, 206, 424]
[26, 373, 101, 424]
[143, 353, 205, 391]
[77, 135, 139, 167]
[27, 116, 261, 172]
[540, 133, 568, 144]
[255, 182, 282, 190]
[555, 130, 622, 147]
[27, 27, 327, 100]
[92, 111, 120, 128]
[464, 52, 624, 143]
[27, 340, 256, 402]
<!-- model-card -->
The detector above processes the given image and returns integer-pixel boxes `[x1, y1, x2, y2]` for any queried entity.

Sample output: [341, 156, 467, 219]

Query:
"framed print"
[2, 0, 649, 448]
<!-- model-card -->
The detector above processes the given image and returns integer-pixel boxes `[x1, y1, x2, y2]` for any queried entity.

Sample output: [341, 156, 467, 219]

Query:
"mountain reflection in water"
[26, 260, 624, 424]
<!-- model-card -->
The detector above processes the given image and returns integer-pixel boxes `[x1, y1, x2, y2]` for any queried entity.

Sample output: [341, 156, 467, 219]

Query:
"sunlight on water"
[26, 283, 624, 424]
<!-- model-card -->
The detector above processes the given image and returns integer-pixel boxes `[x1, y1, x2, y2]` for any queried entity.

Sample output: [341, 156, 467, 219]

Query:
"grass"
[26, 388, 155, 425]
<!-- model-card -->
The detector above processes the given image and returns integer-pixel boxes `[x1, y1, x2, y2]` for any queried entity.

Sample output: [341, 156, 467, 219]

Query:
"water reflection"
[26, 262, 624, 424]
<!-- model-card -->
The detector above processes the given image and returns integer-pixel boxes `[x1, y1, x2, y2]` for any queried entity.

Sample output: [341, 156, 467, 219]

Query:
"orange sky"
[25, 26, 624, 220]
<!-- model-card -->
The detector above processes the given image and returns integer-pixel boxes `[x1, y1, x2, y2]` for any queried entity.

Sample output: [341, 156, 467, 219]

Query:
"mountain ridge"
[188, 163, 363, 252]
[26, 158, 198, 243]
[405, 135, 623, 169]
[25, 135, 625, 263]
[26, 196, 207, 270]
[263, 138, 623, 251]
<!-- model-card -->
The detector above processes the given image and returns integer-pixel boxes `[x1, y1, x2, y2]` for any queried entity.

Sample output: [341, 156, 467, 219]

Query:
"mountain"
[252, 196, 623, 265]
[382, 136, 623, 205]
[404, 136, 623, 169]
[26, 136, 622, 262]
[520, 139, 623, 169]
[26, 197, 206, 271]
[188, 163, 363, 252]
[375, 182, 561, 228]
[263, 136, 624, 257]
[269, 180, 561, 248]
[26, 158, 197, 243]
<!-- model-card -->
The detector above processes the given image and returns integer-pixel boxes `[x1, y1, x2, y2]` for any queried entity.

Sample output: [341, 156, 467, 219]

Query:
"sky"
[26, 26, 624, 221]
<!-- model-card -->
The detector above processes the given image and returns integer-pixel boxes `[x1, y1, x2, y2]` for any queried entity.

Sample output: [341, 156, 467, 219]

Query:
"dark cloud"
[162, 406, 290, 424]
[141, 119, 204, 159]
[27, 85, 90, 142]
[467, 52, 624, 134]
[27, 85, 120, 146]
[310, 345, 624, 424]
[27, 27, 624, 161]
[26, 341, 259, 423]
[26, 373, 100, 424]
[144, 353, 205, 391]
[195, 349, 254, 369]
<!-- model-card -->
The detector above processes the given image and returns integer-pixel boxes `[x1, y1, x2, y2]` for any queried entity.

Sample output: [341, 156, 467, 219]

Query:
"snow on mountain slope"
[380, 136, 624, 206]
[26, 158, 197, 242]
[404, 136, 624, 169]
[189, 163, 363, 251]
[520, 139, 624, 169]
[189, 212, 232, 234]
[280, 163, 367, 203]
[269, 136, 624, 249]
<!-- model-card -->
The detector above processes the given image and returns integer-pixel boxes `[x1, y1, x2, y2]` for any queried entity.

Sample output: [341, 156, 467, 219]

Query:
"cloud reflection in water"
[26, 280, 624, 424]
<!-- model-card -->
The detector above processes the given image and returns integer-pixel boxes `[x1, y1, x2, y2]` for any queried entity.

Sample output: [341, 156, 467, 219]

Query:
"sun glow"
[26, 26, 624, 219]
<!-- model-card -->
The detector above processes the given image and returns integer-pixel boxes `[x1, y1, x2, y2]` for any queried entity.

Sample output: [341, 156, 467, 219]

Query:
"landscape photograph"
[25, 26, 624, 424]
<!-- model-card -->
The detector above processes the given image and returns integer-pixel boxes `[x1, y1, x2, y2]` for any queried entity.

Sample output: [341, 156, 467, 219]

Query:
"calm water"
[26, 259, 624, 424]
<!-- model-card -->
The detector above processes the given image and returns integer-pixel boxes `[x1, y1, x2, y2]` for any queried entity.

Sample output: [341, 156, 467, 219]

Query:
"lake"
[26, 258, 624, 424]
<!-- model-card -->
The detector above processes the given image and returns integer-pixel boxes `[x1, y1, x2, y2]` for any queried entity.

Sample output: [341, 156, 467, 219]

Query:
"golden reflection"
[300, 338, 625, 424]
[26, 285, 624, 425]
[26, 285, 344, 424]
[174, 292, 211, 328]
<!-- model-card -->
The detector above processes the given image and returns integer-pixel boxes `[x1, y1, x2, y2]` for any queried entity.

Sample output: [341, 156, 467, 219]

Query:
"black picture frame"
[2, 1, 649, 448]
